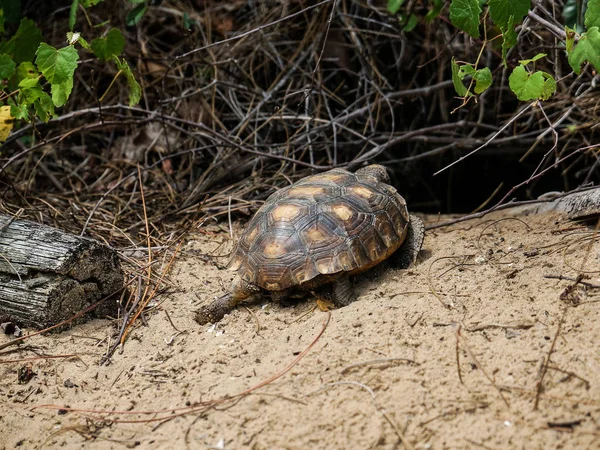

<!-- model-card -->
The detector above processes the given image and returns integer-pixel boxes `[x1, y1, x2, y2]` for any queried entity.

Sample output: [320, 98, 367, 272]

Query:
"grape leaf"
[0, 105, 14, 142]
[509, 65, 543, 100]
[488, 0, 530, 29]
[69, 0, 79, 31]
[0, 54, 16, 79]
[539, 73, 556, 100]
[10, 103, 29, 121]
[585, 0, 600, 29]
[509, 65, 555, 101]
[0, 18, 44, 64]
[473, 67, 492, 94]
[51, 77, 73, 107]
[451, 59, 492, 96]
[91, 28, 125, 60]
[387, 0, 405, 14]
[16, 62, 38, 82]
[114, 56, 141, 106]
[126, 4, 148, 26]
[519, 53, 547, 65]
[403, 13, 418, 32]
[449, 0, 481, 38]
[34, 92, 55, 122]
[425, 0, 444, 22]
[500, 15, 517, 66]
[35, 43, 79, 85]
[451, 58, 469, 96]
[14, 18, 43, 64]
[18, 77, 43, 104]
[567, 26, 600, 74]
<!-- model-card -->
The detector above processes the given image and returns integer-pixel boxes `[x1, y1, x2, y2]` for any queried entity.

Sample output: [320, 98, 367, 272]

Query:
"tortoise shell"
[228, 168, 410, 292]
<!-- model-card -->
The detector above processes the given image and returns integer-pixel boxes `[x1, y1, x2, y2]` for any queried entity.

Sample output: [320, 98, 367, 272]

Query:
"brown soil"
[1, 211, 599, 449]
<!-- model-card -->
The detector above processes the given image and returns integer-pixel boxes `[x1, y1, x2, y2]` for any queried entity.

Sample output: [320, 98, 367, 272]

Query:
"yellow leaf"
[0, 106, 14, 142]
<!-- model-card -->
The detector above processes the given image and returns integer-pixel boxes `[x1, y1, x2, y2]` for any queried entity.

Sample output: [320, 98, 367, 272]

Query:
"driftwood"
[0, 214, 123, 329]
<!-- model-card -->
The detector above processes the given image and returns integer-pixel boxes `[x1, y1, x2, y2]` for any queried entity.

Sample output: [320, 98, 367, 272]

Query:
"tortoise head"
[355, 164, 390, 184]
[231, 274, 260, 301]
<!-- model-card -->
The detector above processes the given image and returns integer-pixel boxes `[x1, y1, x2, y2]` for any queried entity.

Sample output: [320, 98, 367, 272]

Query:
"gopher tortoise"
[195, 164, 424, 324]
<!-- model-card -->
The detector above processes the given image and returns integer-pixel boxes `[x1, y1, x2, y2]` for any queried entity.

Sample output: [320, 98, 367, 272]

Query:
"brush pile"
[0, 0, 597, 248]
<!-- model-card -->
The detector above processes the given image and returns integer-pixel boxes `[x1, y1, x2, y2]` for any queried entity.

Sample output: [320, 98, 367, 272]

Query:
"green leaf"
[34, 92, 55, 122]
[51, 77, 73, 107]
[91, 28, 125, 60]
[451, 58, 493, 96]
[451, 58, 469, 96]
[449, 0, 481, 38]
[69, 0, 79, 31]
[488, 0, 530, 29]
[18, 77, 43, 104]
[81, 0, 103, 6]
[114, 56, 141, 106]
[585, 0, 600, 29]
[403, 13, 419, 32]
[509, 65, 542, 100]
[509, 65, 555, 101]
[425, 0, 445, 22]
[0, 9, 5, 35]
[500, 15, 517, 66]
[473, 67, 492, 93]
[35, 43, 79, 85]
[387, 0, 404, 14]
[16, 62, 38, 82]
[539, 73, 556, 100]
[126, 3, 147, 26]
[10, 103, 29, 121]
[0, 53, 16, 79]
[568, 26, 600, 74]
[9, 18, 43, 64]
[519, 53, 547, 65]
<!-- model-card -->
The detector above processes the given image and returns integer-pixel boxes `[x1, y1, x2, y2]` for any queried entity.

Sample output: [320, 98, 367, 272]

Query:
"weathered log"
[0, 214, 123, 329]
[517, 187, 600, 220]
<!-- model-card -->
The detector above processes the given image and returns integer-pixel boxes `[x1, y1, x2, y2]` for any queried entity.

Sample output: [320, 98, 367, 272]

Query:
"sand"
[1, 210, 599, 449]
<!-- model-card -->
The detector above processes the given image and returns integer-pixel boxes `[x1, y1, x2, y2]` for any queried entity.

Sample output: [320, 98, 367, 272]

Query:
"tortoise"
[195, 164, 424, 324]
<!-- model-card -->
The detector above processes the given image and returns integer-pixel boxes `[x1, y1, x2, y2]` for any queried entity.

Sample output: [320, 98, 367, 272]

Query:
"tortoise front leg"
[195, 293, 241, 325]
[331, 274, 356, 307]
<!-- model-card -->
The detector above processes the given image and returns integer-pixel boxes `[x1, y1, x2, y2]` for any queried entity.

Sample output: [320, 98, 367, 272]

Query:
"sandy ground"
[1, 210, 599, 449]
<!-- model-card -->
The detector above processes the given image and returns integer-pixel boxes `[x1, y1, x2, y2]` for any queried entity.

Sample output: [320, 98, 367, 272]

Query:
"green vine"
[0, 0, 141, 142]
[388, 0, 600, 109]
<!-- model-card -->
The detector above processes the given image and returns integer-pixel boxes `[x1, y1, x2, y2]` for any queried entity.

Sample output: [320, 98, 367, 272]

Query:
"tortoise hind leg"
[392, 214, 425, 269]
[332, 274, 356, 307]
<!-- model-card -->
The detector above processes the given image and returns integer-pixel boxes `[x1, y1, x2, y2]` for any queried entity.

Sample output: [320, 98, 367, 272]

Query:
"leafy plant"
[451, 58, 492, 97]
[0, 0, 141, 142]
[508, 54, 556, 101]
